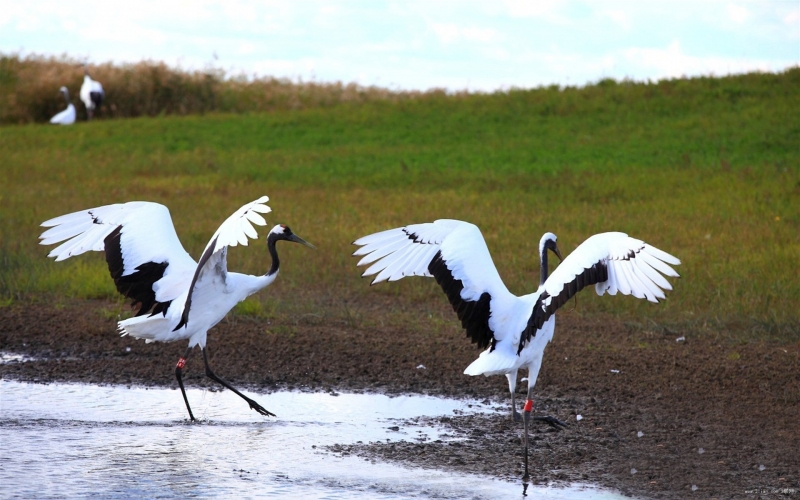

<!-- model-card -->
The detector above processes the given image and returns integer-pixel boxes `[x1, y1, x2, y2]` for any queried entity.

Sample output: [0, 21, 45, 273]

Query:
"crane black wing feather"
[519, 262, 608, 353]
[517, 232, 679, 354]
[428, 250, 495, 350]
[39, 202, 197, 316]
[104, 226, 172, 317]
[354, 220, 517, 351]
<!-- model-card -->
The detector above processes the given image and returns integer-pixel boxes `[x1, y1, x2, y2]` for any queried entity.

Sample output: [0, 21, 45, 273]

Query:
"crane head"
[267, 224, 316, 249]
[539, 232, 562, 261]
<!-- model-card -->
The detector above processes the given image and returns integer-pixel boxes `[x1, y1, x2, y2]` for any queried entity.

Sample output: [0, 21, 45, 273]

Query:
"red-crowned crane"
[80, 64, 104, 120]
[39, 196, 315, 421]
[50, 86, 76, 125]
[353, 220, 680, 479]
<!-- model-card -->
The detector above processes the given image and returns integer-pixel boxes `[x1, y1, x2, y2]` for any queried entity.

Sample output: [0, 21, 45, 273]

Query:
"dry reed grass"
[0, 53, 442, 124]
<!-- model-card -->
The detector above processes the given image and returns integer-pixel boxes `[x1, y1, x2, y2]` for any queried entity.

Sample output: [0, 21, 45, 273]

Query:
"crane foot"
[532, 415, 568, 431]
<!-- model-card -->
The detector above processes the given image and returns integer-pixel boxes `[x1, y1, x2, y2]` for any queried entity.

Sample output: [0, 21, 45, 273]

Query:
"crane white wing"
[354, 219, 519, 349]
[174, 196, 271, 330]
[39, 202, 197, 314]
[520, 232, 680, 352]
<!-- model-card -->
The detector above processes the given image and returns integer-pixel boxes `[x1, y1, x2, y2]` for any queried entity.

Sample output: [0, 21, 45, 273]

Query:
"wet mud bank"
[2, 300, 798, 499]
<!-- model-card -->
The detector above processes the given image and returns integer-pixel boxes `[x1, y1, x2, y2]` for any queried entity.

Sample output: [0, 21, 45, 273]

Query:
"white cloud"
[784, 8, 799, 28]
[430, 23, 500, 44]
[726, 4, 750, 24]
[431, 23, 460, 44]
[238, 42, 256, 55]
[461, 27, 501, 43]
[502, 0, 565, 19]
[622, 39, 787, 79]
[603, 9, 631, 31]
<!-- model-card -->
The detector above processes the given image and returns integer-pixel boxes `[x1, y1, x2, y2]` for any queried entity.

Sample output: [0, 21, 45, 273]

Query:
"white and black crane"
[50, 86, 76, 125]
[353, 220, 680, 479]
[80, 63, 104, 120]
[39, 196, 315, 421]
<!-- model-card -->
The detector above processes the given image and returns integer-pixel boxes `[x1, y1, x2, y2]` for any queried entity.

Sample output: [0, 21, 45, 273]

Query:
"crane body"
[50, 86, 76, 125]
[40, 196, 314, 420]
[80, 64, 104, 120]
[353, 220, 680, 479]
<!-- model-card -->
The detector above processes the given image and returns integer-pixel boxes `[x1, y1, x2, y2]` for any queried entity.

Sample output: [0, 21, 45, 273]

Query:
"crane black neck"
[540, 245, 549, 286]
[266, 233, 281, 277]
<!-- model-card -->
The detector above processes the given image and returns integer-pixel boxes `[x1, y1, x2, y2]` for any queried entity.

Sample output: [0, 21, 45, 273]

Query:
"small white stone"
[125, 347, 131, 352]
[576, 414, 583, 421]
[759, 464, 766, 471]
[698, 448, 705, 454]
[630, 468, 637, 475]
[610, 369, 620, 374]
[637, 431, 644, 438]
[675, 336, 686, 342]
[691, 485, 698, 491]
[416, 364, 426, 370]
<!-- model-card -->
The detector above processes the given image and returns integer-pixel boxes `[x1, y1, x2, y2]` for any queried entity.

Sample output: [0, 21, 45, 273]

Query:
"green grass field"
[1, 69, 798, 341]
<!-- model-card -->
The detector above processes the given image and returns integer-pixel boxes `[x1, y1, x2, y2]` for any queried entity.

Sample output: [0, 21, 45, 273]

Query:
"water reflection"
[0, 381, 627, 499]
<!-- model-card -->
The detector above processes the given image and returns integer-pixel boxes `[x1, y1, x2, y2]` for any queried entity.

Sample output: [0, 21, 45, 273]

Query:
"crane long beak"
[554, 246, 563, 261]
[288, 234, 316, 249]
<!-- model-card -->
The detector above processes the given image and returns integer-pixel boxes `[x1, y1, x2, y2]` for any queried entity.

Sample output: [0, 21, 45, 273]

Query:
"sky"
[1, 0, 798, 91]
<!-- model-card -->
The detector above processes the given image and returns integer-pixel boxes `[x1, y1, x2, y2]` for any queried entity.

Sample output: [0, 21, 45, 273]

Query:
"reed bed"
[0, 53, 433, 124]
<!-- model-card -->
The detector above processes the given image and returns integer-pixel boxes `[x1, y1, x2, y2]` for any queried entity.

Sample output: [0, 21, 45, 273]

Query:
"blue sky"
[2, 0, 798, 91]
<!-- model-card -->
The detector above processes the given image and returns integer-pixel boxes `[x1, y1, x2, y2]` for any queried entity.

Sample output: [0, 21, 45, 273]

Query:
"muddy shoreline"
[1, 300, 798, 499]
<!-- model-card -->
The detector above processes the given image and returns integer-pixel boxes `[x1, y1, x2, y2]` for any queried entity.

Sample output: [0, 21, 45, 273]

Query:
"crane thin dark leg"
[522, 391, 533, 483]
[201, 347, 275, 417]
[175, 346, 195, 421]
[511, 390, 522, 422]
[521, 393, 569, 482]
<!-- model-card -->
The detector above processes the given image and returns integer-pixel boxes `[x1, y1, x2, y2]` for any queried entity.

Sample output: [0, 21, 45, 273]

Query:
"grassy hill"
[1, 68, 798, 340]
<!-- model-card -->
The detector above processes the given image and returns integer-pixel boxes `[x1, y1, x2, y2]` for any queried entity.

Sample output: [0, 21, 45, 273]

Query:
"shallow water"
[0, 380, 628, 499]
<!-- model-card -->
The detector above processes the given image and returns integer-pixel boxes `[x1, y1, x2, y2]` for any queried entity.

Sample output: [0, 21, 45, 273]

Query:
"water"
[0, 380, 628, 499]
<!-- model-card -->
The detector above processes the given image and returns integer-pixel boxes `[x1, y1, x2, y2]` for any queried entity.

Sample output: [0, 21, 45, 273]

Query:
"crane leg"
[522, 398, 532, 482]
[511, 391, 523, 422]
[201, 347, 275, 417]
[521, 391, 569, 482]
[532, 414, 568, 430]
[175, 347, 196, 421]
[507, 371, 522, 422]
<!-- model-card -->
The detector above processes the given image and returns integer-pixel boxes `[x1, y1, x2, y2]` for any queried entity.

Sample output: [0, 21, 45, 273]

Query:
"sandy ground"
[1, 299, 798, 499]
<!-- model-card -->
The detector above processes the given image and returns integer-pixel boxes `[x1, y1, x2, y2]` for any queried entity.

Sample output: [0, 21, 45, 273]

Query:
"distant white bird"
[39, 196, 315, 421]
[80, 64, 104, 120]
[353, 220, 680, 479]
[50, 86, 76, 125]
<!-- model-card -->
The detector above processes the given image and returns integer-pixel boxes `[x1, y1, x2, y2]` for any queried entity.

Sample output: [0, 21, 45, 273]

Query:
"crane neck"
[540, 245, 550, 286]
[266, 233, 280, 277]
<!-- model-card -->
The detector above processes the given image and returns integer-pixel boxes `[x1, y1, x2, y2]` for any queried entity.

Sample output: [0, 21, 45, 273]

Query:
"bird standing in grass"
[39, 196, 315, 421]
[50, 86, 76, 125]
[80, 64, 104, 120]
[353, 220, 680, 479]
